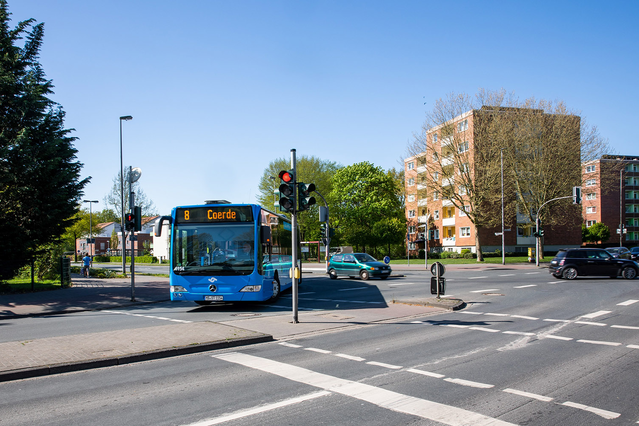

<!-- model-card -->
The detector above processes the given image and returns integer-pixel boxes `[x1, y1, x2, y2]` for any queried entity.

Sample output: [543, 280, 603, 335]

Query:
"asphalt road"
[2, 268, 639, 425]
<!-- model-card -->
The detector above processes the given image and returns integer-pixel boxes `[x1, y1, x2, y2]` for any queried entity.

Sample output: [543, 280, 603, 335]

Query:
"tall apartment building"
[582, 155, 639, 246]
[404, 106, 582, 255]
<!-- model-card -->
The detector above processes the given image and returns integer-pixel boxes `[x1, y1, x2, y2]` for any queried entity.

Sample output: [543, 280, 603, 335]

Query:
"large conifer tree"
[0, 0, 87, 280]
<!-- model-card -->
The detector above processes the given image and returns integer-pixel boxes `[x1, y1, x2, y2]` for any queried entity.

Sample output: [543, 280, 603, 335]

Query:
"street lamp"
[119, 115, 132, 275]
[83, 200, 99, 260]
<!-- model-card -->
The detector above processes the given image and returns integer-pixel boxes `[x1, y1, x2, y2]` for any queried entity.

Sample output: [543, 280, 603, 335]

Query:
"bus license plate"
[205, 296, 223, 301]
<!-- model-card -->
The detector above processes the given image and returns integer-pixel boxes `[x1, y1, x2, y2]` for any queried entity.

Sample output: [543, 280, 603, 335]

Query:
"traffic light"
[125, 212, 135, 231]
[572, 186, 582, 205]
[277, 170, 295, 213]
[539, 228, 545, 237]
[298, 182, 316, 211]
[320, 222, 327, 238]
[133, 206, 142, 232]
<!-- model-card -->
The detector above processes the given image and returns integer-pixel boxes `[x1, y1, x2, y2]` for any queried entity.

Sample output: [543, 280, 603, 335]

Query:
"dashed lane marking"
[338, 287, 368, 291]
[503, 388, 553, 402]
[470, 288, 499, 293]
[444, 378, 494, 389]
[581, 310, 612, 319]
[514, 284, 537, 288]
[102, 310, 193, 324]
[617, 299, 639, 306]
[576, 339, 622, 347]
[561, 401, 620, 420]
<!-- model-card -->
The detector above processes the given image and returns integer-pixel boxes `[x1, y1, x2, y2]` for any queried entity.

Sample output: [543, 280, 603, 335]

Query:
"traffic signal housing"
[298, 182, 316, 211]
[133, 206, 142, 232]
[572, 186, 582, 204]
[125, 212, 135, 231]
[277, 170, 296, 213]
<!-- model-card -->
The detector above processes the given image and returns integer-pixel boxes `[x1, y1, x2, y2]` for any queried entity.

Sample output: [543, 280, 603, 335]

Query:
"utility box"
[60, 257, 71, 288]
[528, 247, 536, 263]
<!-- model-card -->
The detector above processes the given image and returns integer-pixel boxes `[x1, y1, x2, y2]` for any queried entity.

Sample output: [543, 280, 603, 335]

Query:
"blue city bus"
[155, 203, 294, 305]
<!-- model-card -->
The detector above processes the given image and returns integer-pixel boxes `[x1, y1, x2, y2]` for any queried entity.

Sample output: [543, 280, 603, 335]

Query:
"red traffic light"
[279, 170, 294, 183]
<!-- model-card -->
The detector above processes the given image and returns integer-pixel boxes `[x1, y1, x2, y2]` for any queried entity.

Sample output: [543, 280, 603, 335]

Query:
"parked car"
[606, 247, 632, 259]
[549, 248, 638, 280]
[328, 253, 391, 280]
[629, 247, 639, 261]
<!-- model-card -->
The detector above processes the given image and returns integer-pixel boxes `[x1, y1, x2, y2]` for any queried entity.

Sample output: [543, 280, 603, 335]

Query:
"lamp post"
[119, 115, 132, 275]
[83, 200, 99, 260]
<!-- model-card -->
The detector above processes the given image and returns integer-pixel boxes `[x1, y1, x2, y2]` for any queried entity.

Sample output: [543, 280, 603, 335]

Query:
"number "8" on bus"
[184, 210, 190, 221]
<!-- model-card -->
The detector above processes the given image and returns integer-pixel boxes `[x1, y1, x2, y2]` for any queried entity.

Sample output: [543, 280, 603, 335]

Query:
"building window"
[586, 179, 597, 186]
[434, 210, 440, 220]
[459, 205, 470, 216]
[433, 152, 439, 162]
[586, 206, 596, 214]
[460, 163, 470, 173]
[408, 226, 416, 234]
[585, 165, 596, 173]
[433, 229, 440, 239]
[433, 191, 439, 200]
[407, 194, 415, 202]
[433, 134, 438, 143]
[457, 119, 468, 132]
[458, 141, 469, 153]
[459, 185, 467, 195]
[408, 161, 414, 170]
[408, 178, 415, 186]
[433, 171, 439, 181]
[460, 227, 471, 237]
[586, 220, 597, 227]
[586, 193, 596, 200]
[408, 210, 416, 218]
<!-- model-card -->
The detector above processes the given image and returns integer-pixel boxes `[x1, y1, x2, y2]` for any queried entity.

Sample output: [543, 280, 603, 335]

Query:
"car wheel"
[359, 270, 370, 280]
[329, 269, 338, 280]
[622, 267, 637, 280]
[562, 267, 578, 280]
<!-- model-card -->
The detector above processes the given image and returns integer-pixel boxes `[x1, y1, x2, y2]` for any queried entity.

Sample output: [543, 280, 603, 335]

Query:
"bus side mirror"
[261, 225, 272, 245]
[154, 216, 172, 237]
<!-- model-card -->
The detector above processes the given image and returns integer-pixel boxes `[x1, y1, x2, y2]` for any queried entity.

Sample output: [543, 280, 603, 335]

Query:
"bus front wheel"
[269, 278, 281, 301]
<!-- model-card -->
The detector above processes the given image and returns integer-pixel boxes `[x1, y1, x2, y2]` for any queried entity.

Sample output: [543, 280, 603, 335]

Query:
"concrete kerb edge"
[392, 298, 466, 311]
[0, 334, 273, 383]
[0, 299, 171, 321]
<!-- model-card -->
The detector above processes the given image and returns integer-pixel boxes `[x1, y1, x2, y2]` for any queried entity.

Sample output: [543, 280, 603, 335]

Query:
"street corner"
[391, 297, 466, 311]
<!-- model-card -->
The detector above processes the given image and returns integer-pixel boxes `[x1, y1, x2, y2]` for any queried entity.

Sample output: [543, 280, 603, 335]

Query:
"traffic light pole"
[290, 149, 299, 324]
[535, 195, 573, 267]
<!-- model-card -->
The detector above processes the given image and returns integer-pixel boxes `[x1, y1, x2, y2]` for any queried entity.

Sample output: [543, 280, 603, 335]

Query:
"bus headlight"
[240, 285, 262, 292]
[171, 285, 187, 292]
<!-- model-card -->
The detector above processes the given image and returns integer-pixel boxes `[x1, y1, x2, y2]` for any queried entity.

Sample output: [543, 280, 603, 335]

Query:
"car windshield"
[631, 248, 639, 253]
[354, 253, 377, 263]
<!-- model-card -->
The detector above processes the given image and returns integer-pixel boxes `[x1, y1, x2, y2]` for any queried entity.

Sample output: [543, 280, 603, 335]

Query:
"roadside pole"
[290, 149, 299, 324]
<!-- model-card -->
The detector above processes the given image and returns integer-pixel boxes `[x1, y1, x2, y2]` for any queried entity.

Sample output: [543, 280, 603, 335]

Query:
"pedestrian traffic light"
[125, 212, 135, 231]
[133, 206, 142, 232]
[277, 170, 295, 213]
[572, 186, 582, 205]
[298, 182, 316, 211]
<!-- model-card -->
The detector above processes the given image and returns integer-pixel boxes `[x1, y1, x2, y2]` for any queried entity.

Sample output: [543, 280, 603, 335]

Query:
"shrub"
[463, 252, 474, 259]
[428, 252, 440, 259]
[449, 252, 460, 259]
[94, 255, 111, 262]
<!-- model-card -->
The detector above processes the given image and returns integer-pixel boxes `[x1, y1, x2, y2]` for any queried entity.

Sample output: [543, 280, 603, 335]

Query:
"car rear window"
[566, 250, 585, 258]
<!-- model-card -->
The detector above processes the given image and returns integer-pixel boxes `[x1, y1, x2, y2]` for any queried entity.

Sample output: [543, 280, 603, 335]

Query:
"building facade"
[405, 107, 582, 255]
[582, 155, 639, 246]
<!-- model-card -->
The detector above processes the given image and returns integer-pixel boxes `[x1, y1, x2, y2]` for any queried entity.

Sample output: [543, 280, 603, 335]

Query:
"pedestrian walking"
[82, 253, 91, 277]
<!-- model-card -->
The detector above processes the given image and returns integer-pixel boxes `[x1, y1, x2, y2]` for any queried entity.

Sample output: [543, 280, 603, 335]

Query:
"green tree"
[328, 162, 405, 254]
[61, 208, 102, 259]
[0, 2, 88, 280]
[104, 167, 158, 218]
[584, 222, 610, 245]
[257, 156, 341, 242]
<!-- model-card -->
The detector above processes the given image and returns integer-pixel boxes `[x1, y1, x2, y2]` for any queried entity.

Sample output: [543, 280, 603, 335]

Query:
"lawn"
[0, 278, 64, 294]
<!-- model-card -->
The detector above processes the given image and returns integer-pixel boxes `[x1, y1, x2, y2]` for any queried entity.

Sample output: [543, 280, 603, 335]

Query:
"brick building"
[582, 155, 639, 246]
[404, 107, 582, 256]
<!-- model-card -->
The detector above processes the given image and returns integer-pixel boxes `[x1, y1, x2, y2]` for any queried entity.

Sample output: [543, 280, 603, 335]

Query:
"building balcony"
[441, 156, 454, 167]
[443, 236, 456, 246]
[442, 217, 455, 227]
[418, 215, 429, 223]
[441, 136, 454, 146]
[517, 236, 536, 245]
[417, 184, 427, 190]
[418, 199, 428, 206]
[442, 177, 454, 187]
[416, 165, 427, 174]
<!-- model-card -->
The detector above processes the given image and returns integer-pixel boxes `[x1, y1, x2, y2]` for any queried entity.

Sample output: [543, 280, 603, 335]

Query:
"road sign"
[430, 262, 445, 277]
[383, 256, 390, 264]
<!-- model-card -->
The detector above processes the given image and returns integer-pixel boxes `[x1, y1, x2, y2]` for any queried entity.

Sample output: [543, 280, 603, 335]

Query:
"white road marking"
[182, 391, 331, 426]
[468, 276, 490, 280]
[525, 272, 540, 275]
[543, 319, 570, 323]
[102, 310, 192, 323]
[470, 289, 499, 293]
[338, 287, 368, 291]
[576, 339, 622, 347]
[617, 299, 639, 306]
[544, 335, 573, 341]
[366, 361, 403, 370]
[444, 378, 494, 389]
[469, 327, 500, 333]
[406, 368, 446, 379]
[503, 388, 553, 402]
[575, 321, 607, 327]
[388, 282, 416, 286]
[305, 347, 332, 354]
[581, 310, 612, 319]
[298, 292, 316, 295]
[443, 324, 470, 329]
[484, 313, 509, 316]
[628, 345, 639, 349]
[213, 352, 516, 426]
[510, 315, 539, 320]
[503, 331, 535, 336]
[459, 311, 483, 315]
[613, 325, 639, 330]
[498, 274, 515, 277]
[561, 401, 620, 420]
[279, 342, 303, 348]
[335, 353, 366, 362]
[513, 285, 537, 288]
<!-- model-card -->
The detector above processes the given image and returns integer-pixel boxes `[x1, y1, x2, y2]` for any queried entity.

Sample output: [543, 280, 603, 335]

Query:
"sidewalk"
[0, 274, 449, 383]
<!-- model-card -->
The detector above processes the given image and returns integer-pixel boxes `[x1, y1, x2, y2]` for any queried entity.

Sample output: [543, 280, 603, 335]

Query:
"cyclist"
[82, 253, 91, 277]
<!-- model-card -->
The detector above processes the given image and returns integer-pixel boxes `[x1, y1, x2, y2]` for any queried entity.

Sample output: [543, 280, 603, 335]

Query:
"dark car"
[606, 247, 632, 260]
[549, 248, 638, 280]
[328, 253, 391, 280]
[629, 247, 639, 261]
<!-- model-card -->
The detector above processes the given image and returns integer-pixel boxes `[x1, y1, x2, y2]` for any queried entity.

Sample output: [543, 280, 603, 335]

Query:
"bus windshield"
[172, 222, 255, 276]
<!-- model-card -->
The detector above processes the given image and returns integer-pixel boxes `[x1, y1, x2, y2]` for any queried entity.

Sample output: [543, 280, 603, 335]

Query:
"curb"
[392, 298, 466, 311]
[0, 334, 273, 383]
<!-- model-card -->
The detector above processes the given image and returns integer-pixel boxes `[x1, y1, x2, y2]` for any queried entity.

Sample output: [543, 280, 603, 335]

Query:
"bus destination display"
[176, 206, 253, 223]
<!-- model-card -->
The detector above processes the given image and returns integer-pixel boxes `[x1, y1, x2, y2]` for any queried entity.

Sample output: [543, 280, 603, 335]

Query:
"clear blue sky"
[11, 0, 639, 215]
